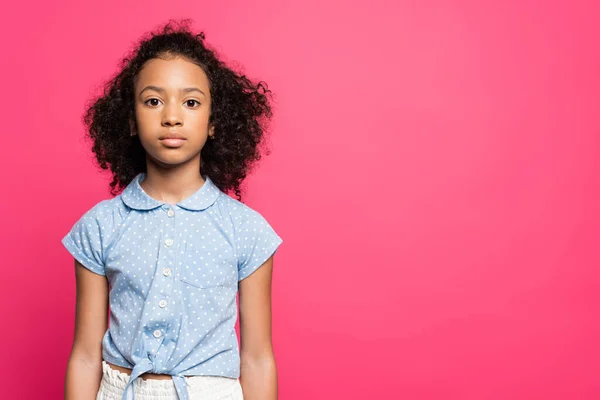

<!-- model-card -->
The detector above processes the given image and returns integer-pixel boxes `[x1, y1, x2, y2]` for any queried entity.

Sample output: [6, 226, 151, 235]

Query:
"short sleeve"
[235, 207, 283, 281]
[61, 205, 107, 276]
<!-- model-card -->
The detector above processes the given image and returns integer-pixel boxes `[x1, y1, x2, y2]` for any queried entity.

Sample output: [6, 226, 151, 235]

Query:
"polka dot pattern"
[61, 172, 283, 400]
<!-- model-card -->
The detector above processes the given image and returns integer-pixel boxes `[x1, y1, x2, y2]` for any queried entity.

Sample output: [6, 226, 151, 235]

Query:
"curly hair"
[83, 19, 274, 201]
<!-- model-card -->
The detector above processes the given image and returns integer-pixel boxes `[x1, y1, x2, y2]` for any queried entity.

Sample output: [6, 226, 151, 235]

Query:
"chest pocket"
[179, 242, 238, 289]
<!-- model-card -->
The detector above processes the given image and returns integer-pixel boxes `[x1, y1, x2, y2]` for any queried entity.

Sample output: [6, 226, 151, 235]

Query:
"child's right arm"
[64, 260, 109, 400]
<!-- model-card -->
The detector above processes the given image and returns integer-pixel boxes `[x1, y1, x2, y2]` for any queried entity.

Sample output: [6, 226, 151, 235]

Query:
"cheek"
[188, 109, 210, 124]
[135, 108, 156, 125]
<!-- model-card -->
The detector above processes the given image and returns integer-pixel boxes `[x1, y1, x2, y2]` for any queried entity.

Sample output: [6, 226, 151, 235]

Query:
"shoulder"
[215, 193, 269, 227]
[62, 197, 126, 274]
[215, 194, 282, 246]
[71, 196, 127, 231]
[215, 195, 283, 274]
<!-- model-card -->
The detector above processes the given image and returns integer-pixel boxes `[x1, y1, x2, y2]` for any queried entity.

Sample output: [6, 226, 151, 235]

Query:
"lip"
[160, 138, 186, 148]
[160, 132, 186, 140]
[159, 132, 186, 148]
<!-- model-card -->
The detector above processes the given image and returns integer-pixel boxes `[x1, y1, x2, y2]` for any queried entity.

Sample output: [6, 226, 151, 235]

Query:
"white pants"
[97, 361, 244, 399]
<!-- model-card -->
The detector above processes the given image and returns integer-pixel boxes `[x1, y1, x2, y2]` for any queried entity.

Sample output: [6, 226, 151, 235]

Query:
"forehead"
[135, 57, 210, 92]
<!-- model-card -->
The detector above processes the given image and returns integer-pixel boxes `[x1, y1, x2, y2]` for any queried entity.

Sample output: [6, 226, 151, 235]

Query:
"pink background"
[1, 0, 599, 398]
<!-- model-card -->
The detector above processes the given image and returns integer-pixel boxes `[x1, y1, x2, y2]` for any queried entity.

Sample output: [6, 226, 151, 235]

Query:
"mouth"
[159, 137, 187, 148]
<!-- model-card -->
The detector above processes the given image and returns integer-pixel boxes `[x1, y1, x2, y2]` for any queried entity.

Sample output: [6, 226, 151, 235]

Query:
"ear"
[208, 124, 215, 139]
[129, 119, 137, 136]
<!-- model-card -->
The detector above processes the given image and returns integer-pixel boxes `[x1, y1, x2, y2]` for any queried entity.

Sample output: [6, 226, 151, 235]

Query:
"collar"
[120, 172, 221, 211]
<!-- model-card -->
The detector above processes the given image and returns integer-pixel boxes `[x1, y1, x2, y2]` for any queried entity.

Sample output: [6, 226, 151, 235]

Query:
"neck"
[140, 156, 205, 205]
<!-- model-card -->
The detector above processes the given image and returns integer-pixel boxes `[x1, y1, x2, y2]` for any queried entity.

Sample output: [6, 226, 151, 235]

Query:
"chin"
[146, 151, 197, 167]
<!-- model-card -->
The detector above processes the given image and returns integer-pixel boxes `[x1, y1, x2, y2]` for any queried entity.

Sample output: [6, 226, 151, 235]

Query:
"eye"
[186, 100, 200, 107]
[144, 98, 161, 107]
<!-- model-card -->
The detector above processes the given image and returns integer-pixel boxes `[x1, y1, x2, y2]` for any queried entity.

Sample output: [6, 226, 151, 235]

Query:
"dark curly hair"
[83, 19, 274, 201]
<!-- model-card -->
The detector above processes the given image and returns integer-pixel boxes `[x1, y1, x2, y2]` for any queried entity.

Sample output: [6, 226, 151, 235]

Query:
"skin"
[65, 56, 278, 400]
[64, 261, 108, 399]
[133, 56, 214, 201]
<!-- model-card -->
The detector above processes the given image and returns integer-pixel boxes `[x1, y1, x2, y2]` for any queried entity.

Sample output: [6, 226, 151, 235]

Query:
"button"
[164, 239, 174, 247]
[159, 300, 167, 308]
[162, 268, 171, 277]
[167, 209, 175, 217]
[153, 329, 162, 338]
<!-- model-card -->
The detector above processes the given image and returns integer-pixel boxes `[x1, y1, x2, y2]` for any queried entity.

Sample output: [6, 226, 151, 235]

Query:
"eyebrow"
[139, 85, 206, 97]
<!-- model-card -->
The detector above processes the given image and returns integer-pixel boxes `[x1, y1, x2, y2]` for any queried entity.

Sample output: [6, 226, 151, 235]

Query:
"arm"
[238, 255, 278, 400]
[65, 260, 109, 400]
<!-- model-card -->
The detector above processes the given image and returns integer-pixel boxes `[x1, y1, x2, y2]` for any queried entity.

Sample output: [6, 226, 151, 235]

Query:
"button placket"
[151, 204, 178, 347]
[162, 213, 176, 307]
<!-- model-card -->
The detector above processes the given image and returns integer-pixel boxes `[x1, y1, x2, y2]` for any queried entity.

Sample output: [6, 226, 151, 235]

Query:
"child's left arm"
[238, 254, 278, 400]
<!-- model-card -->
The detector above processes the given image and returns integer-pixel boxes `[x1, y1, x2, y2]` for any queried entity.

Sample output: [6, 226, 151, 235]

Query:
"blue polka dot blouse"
[61, 172, 283, 400]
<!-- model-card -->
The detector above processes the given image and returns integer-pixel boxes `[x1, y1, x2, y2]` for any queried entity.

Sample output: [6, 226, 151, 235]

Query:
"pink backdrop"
[1, 0, 599, 398]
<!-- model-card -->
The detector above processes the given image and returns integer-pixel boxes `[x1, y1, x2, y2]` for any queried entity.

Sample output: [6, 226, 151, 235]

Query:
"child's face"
[133, 56, 214, 168]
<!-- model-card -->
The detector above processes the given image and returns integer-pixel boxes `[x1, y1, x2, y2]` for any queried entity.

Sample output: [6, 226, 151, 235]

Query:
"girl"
[62, 20, 283, 400]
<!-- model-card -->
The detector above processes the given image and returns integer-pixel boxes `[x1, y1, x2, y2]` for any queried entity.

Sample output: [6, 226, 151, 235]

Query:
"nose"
[161, 104, 183, 127]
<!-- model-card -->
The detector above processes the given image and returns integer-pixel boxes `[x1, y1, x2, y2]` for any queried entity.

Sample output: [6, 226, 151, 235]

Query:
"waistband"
[101, 361, 239, 400]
